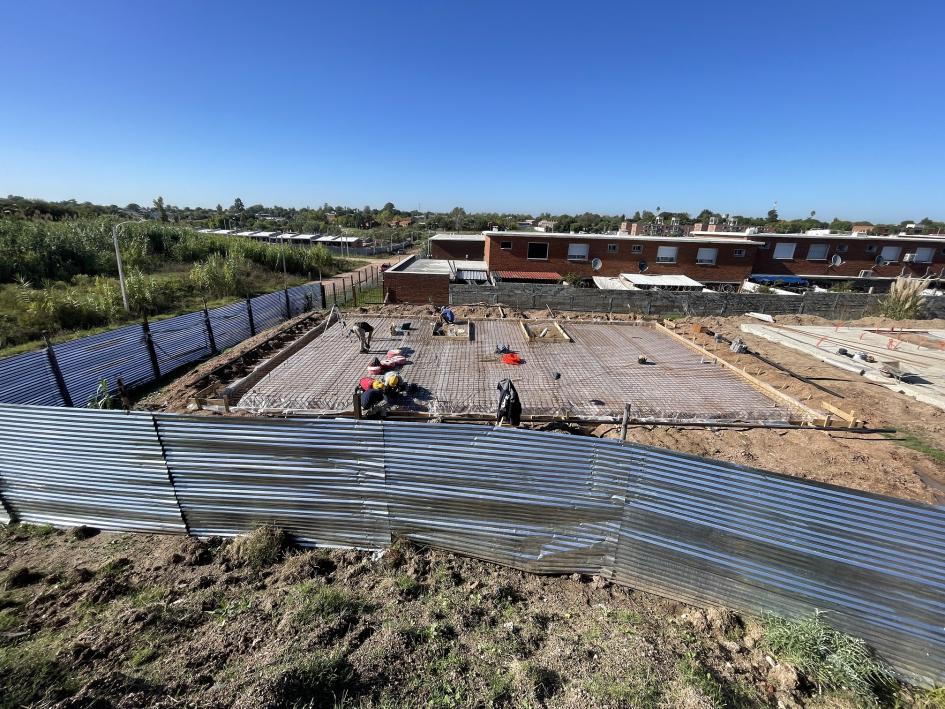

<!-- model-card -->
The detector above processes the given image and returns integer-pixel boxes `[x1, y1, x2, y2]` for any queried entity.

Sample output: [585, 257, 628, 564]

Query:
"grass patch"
[882, 431, 945, 465]
[585, 669, 662, 707]
[763, 612, 896, 702]
[293, 583, 365, 625]
[677, 651, 727, 708]
[128, 641, 160, 667]
[0, 632, 76, 709]
[231, 525, 290, 569]
[130, 586, 168, 606]
[10, 522, 56, 538]
[271, 652, 358, 708]
[393, 573, 422, 598]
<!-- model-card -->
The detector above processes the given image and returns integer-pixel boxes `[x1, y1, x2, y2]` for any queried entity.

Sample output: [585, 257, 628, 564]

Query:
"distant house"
[389, 216, 413, 228]
[851, 224, 874, 234]
[535, 219, 557, 232]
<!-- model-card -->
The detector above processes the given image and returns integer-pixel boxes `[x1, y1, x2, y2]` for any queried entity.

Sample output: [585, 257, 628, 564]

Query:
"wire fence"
[0, 283, 324, 407]
[0, 404, 942, 687]
[323, 265, 385, 307]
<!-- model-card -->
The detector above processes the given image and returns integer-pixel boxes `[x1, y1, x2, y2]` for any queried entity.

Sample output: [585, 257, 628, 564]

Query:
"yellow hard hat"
[385, 373, 401, 387]
[372, 379, 385, 390]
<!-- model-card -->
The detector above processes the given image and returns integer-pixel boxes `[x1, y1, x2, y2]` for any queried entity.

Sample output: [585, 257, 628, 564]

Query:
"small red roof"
[495, 270, 562, 281]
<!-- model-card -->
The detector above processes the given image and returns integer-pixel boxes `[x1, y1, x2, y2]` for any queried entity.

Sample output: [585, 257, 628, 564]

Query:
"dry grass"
[878, 277, 930, 320]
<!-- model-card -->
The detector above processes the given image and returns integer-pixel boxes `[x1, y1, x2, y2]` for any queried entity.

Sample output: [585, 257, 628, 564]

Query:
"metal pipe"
[112, 220, 139, 312]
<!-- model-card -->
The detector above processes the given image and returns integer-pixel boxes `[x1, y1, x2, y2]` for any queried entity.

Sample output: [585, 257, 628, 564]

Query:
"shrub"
[762, 612, 896, 702]
[879, 277, 929, 320]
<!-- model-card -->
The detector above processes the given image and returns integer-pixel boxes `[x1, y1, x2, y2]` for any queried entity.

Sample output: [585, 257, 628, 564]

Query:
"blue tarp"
[751, 275, 809, 285]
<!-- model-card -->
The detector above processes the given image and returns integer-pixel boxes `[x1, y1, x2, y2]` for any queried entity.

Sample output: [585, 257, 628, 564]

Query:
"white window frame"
[526, 242, 549, 260]
[806, 243, 829, 261]
[915, 246, 934, 263]
[607, 243, 618, 254]
[696, 247, 718, 265]
[733, 248, 746, 258]
[631, 244, 642, 253]
[880, 245, 901, 262]
[500, 241, 512, 250]
[567, 243, 590, 262]
[656, 246, 678, 264]
[773, 242, 796, 260]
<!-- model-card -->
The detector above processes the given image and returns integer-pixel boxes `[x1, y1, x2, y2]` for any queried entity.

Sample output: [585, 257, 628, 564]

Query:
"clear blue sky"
[2, 0, 943, 222]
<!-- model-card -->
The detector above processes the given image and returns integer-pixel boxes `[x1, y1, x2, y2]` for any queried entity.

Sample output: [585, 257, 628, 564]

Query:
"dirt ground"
[0, 525, 932, 709]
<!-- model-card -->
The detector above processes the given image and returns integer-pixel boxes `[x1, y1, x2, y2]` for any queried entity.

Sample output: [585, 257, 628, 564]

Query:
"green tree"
[767, 208, 779, 222]
[232, 197, 245, 213]
[153, 196, 167, 222]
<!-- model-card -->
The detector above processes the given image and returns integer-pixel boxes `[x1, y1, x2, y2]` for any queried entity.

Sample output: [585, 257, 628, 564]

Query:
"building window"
[836, 244, 848, 253]
[773, 242, 796, 260]
[656, 246, 678, 263]
[865, 244, 877, 253]
[807, 243, 829, 261]
[733, 248, 746, 257]
[915, 247, 935, 263]
[759, 241, 770, 250]
[527, 242, 549, 260]
[500, 241, 512, 250]
[696, 247, 718, 265]
[880, 245, 901, 262]
[631, 244, 642, 253]
[567, 243, 589, 261]
[607, 243, 618, 254]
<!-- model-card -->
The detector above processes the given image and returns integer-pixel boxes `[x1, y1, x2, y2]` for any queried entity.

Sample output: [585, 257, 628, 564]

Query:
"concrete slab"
[237, 318, 792, 422]
[742, 323, 945, 412]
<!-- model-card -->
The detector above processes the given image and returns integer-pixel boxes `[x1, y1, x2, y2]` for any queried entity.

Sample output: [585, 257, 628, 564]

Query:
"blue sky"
[2, 1, 943, 221]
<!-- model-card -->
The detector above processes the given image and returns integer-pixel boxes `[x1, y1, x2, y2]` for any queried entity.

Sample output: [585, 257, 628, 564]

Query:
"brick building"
[484, 231, 760, 286]
[691, 230, 945, 282]
[383, 255, 488, 304]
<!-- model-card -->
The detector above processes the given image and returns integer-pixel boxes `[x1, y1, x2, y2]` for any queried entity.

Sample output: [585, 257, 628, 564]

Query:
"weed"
[129, 642, 160, 667]
[96, 556, 131, 577]
[677, 651, 727, 708]
[206, 595, 252, 626]
[915, 687, 945, 708]
[762, 612, 896, 702]
[393, 573, 422, 598]
[12, 522, 56, 538]
[231, 525, 290, 569]
[0, 608, 20, 632]
[294, 583, 364, 625]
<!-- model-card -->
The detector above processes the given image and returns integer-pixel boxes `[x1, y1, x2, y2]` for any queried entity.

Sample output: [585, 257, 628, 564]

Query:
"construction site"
[144, 303, 945, 505]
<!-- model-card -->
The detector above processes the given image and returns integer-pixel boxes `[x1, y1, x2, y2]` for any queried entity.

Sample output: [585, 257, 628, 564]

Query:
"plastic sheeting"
[0, 285, 323, 406]
[0, 405, 942, 685]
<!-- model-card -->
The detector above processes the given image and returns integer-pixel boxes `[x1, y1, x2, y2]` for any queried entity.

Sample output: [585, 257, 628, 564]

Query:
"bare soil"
[0, 526, 927, 708]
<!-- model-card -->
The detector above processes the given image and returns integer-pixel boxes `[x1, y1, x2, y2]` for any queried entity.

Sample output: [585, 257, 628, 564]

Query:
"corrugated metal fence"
[0, 404, 942, 686]
[0, 283, 323, 407]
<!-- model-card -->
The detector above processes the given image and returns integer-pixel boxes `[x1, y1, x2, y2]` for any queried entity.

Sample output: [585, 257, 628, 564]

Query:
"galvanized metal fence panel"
[150, 311, 212, 373]
[0, 404, 943, 685]
[54, 323, 154, 406]
[286, 283, 323, 316]
[155, 415, 388, 549]
[609, 443, 945, 686]
[0, 349, 66, 406]
[0, 405, 185, 533]
[250, 291, 286, 331]
[208, 301, 252, 351]
[382, 422, 624, 575]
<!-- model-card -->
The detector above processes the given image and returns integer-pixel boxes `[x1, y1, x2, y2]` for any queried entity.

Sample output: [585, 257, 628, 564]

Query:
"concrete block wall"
[449, 283, 945, 320]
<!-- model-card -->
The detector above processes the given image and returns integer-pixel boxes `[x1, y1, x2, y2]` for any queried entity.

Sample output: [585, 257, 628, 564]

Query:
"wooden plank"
[554, 322, 573, 342]
[654, 321, 821, 420]
[820, 400, 862, 428]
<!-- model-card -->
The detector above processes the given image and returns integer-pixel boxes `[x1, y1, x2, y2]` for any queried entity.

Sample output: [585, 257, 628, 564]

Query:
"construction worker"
[440, 306, 455, 325]
[349, 321, 375, 353]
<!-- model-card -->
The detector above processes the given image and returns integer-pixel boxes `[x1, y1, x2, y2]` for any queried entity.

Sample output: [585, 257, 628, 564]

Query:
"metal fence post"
[283, 288, 292, 319]
[331, 281, 337, 306]
[42, 333, 74, 407]
[141, 318, 161, 379]
[319, 283, 327, 310]
[245, 297, 256, 336]
[203, 307, 218, 355]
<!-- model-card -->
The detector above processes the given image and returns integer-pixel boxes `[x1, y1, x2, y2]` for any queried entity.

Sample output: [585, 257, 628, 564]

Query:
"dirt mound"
[0, 527, 921, 708]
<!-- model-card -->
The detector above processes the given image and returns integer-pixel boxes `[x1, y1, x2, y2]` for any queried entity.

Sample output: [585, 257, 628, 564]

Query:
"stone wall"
[450, 283, 945, 319]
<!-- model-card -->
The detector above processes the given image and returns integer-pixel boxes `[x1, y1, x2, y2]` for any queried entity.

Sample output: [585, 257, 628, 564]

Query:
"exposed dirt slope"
[1, 526, 923, 709]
